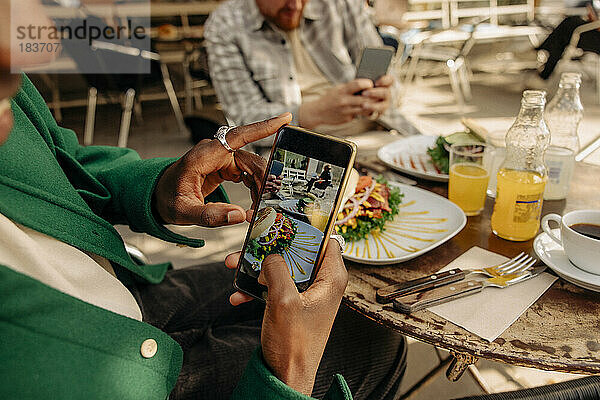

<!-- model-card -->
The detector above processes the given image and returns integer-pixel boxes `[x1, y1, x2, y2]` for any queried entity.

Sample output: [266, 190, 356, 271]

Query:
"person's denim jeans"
[129, 262, 407, 399]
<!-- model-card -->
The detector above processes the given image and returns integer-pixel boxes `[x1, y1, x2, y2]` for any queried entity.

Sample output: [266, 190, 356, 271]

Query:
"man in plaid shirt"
[205, 0, 420, 141]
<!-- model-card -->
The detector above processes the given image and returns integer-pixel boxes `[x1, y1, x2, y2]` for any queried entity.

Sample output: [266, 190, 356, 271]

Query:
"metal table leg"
[447, 351, 478, 381]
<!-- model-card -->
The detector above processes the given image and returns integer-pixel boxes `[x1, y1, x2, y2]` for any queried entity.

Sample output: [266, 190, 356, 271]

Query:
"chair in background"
[449, 0, 534, 27]
[403, 18, 488, 107]
[372, 0, 452, 30]
[576, 128, 600, 164]
[182, 42, 228, 145]
[60, 15, 188, 148]
[397, 0, 547, 105]
[79, 41, 188, 147]
[453, 375, 600, 400]
[182, 43, 212, 113]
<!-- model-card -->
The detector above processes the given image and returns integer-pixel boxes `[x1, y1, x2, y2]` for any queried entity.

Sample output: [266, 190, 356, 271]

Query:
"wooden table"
[344, 160, 600, 382]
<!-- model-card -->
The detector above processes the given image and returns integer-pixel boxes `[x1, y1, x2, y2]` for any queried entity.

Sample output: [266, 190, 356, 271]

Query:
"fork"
[376, 252, 536, 303]
[393, 264, 546, 313]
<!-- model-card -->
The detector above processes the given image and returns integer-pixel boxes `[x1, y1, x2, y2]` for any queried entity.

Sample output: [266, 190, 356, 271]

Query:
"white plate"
[341, 183, 466, 265]
[244, 218, 323, 283]
[279, 199, 306, 218]
[378, 136, 449, 182]
[533, 229, 600, 292]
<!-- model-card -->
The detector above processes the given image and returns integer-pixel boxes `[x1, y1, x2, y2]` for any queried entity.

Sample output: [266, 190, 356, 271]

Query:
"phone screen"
[235, 126, 356, 299]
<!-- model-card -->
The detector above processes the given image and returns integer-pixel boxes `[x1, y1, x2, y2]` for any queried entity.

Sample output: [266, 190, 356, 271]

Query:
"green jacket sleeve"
[20, 75, 228, 247]
[232, 348, 353, 400]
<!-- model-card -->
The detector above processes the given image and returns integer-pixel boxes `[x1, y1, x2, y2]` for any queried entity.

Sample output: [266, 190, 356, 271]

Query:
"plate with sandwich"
[336, 172, 466, 265]
[377, 119, 486, 182]
[244, 207, 323, 282]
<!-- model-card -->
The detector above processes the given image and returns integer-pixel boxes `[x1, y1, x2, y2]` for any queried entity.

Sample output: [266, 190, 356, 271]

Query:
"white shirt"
[0, 213, 142, 321]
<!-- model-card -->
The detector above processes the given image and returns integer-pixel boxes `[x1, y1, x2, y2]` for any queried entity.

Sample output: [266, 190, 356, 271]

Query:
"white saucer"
[533, 229, 600, 292]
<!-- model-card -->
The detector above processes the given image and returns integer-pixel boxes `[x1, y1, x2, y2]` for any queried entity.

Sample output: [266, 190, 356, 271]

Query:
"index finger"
[226, 113, 292, 151]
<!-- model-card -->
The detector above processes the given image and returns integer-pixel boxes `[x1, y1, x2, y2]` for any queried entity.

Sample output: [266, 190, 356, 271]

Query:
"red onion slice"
[336, 180, 377, 226]
[258, 215, 285, 245]
[357, 180, 377, 205]
[336, 197, 359, 226]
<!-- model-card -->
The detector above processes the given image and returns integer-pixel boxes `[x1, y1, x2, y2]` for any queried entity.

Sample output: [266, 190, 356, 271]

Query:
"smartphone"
[355, 46, 395, 83]
[234, 126, 357, 300]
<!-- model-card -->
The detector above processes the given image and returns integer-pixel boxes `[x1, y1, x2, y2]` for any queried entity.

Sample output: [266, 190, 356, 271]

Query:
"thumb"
[302, 239, 348, 304]
[187, 203, 246, 227]
[258, 254, 298, 298]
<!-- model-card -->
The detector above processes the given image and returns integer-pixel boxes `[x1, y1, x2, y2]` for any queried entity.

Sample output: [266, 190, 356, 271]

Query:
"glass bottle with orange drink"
[491, 90, 550, 241]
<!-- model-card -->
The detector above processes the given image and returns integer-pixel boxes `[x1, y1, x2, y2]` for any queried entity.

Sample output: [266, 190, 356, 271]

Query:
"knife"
[376, 268, 466, 303]
[392, 265, 547, 314]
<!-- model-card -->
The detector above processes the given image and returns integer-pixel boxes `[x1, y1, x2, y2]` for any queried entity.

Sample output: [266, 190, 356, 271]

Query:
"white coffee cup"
[541, 210, 600, 275]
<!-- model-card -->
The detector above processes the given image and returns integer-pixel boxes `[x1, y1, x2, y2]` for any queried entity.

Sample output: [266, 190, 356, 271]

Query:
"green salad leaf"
[337, 177, 403, 242]
[427, 131, 485, 174]
[426, 136, 449, 174]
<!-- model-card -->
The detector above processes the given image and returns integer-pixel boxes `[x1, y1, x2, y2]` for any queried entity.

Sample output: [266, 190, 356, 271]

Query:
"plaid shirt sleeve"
[205, 11, 300, 127]
[340, 0, 384, 64]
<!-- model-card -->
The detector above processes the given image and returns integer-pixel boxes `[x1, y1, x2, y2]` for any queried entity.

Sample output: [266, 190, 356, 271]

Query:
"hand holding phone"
[234, 126, 356, 298]
[359, 74, 394, 118]
[297, 80, 375, 128]
[353, 47, 395, 117]
[225, 241, 347, 396]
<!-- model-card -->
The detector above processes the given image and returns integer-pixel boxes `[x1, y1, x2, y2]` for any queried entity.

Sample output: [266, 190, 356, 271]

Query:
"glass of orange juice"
[306, 201, 330, 232]
[448, 143, 490, 216]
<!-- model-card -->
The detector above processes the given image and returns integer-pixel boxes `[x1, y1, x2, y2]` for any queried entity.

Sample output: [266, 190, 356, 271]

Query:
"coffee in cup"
[541, 210, 600, 275]
[569, 223, 600, 240]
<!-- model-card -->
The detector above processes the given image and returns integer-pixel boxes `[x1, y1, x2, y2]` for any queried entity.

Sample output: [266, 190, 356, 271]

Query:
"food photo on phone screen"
[240, 149, 345, 283]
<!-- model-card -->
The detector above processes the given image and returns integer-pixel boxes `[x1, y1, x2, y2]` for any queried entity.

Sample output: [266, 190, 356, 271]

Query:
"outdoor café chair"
[454, 375, 600, 400]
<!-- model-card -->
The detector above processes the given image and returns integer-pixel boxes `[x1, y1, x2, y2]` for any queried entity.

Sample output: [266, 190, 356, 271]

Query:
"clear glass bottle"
[543, 72, 583, 200]
[485, 129, 507, 198]
[491, 90, 550, 241]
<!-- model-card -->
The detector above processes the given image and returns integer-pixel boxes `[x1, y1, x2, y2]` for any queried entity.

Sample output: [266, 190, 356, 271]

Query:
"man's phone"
[234, 126, 357, 300]
[355, 46, 395, 83]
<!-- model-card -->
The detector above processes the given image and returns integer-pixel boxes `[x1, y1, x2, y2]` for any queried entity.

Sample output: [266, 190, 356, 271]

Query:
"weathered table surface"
[344, 159, 600, 377]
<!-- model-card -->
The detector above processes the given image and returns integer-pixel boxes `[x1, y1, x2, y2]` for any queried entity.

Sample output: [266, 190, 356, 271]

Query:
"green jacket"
[0, 76, 352, 400]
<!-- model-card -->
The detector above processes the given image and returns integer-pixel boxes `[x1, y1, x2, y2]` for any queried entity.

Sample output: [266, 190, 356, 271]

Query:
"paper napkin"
[428, 246, 557, 342]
